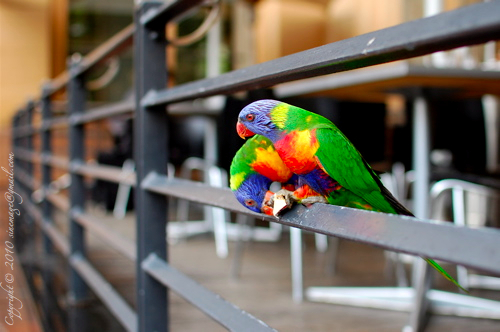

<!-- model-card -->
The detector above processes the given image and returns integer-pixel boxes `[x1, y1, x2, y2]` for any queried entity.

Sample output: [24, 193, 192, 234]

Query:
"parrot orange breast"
[250, 146, 293, 183]
[274, 130, 319, 174]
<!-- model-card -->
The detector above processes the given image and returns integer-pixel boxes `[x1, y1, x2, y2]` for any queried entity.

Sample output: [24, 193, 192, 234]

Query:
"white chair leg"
[290, 227, 303, 303]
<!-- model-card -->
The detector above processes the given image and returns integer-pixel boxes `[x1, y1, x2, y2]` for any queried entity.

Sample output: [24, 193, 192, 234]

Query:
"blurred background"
[2, 1, 500, 331]
[1, 0, 498, 188]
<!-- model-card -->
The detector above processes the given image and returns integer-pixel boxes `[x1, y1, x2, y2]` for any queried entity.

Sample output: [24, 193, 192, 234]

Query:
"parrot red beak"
[262, 190, 275, 215]
[262, 205, 274, 216]
[236, 121, 255, 139]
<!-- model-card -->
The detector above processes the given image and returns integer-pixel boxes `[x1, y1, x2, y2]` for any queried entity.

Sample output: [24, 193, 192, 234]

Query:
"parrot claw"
[272, 189, 297, 217]
[300, 196, 328, 207]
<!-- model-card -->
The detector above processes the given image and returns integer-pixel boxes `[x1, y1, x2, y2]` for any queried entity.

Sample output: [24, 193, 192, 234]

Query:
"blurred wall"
[0, 0, 67, 187]
[1, 0, 49, 125]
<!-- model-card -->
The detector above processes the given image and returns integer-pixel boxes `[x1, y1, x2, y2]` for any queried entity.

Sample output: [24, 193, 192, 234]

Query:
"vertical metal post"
[11, 114, 19, 181]
[134, 2, 169, 331]
[41, 85, 53, 242]
[25, 101, 34, 178]
[11, 113, 22, 243]
[412, 96, 431, 220]
[406, 95, 432, 332]
[451, 187, 469, 289]
[41, 84, 55, 331]
[24, 101, 35, 239]
[68, 54, 88, 332]
[290, 227, 303, 303]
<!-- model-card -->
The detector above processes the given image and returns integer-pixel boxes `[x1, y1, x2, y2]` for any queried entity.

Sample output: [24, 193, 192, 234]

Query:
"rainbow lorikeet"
[230, 135, 326, 216]
[235, 99, 467, 292]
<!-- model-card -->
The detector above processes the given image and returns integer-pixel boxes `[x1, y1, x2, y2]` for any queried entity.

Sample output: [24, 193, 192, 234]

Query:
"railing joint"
[140, 89, 159, 108]
[69, 159, 85, 172]
[69, 114, 82, 125]
[139, 6, 161, 26]
[70, 206, 84, 218]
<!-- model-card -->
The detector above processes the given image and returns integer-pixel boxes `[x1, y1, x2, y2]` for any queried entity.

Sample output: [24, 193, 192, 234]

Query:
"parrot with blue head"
[235, 99, 467, 292]
[230, 135, 325, 215]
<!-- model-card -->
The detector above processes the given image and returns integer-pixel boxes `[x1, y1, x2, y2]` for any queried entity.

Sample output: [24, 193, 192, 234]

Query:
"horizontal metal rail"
[20, 188, 71, 257]
[141, 253, 276, 332]
[14, 102, 133, 136]
[44, 24, 135, 97]
[141, 172, 500, 276]
[140, 0, 205, 29]
[40, 219, 71, 258]
[46, 193, 70, 212]
[41, 117, 69, 131]
[12, 124, 38, 138]
[71, 162, 136, 186]
[141, 0, 500, 107]
[15, 167, 39, 190]
[20, 187, 136, 331]
[71, 100, 134, 125]
[13, 148, 40, 164]
[73, 24, 134, 78]
[70, 253, 137, 332]
[71, 211, 136, 261]
[40, 153, 70, 169]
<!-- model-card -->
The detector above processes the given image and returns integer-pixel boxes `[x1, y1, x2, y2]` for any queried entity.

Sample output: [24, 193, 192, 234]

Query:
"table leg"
[405, 95, 432, 332]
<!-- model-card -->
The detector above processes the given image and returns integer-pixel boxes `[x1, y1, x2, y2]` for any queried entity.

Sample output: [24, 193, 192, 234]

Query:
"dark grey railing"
[10, 1, 500, 331]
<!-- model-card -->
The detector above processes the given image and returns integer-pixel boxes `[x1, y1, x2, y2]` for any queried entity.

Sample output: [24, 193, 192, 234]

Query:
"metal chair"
[430, 178, 500, 290]
[168, 157, 230, 258]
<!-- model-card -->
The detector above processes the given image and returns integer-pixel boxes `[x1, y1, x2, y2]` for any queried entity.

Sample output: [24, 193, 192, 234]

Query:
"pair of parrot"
[229, 99, 466, 292]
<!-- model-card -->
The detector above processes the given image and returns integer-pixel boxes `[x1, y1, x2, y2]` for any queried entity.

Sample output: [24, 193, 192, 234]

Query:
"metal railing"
[10, 1, 500, 331]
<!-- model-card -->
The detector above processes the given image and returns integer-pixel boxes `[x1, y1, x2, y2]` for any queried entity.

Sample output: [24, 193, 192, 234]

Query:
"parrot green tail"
[424, 258, 468, 293]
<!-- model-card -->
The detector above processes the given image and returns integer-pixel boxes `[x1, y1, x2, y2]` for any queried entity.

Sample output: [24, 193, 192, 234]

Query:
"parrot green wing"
[313, 125, 405, 215]
[313, 125, 468, 292]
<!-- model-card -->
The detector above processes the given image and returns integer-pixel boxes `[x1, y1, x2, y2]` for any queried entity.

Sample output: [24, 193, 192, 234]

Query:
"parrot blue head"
[233, 173, 273, 215]
[236, 99, 283, 142]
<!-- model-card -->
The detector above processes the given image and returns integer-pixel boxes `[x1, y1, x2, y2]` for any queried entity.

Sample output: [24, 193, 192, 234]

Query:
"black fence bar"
[44, 24, 134, 98]
[44, 72, 70, 99]
[12, 147, 40, 164]
[134, 2, 169, 331]
[140, 0, 205, 30]
[142, 253, 276, 332]
[40, 83, 55, 331]
[71, 162, 136, 186]
[69, 253, 137, 332]
[14, 115, 68, 137]
[15, 99, 134, 134]
[45, 193, 70, 213]
[141, 172, 500, 276]
[40, 153, 70, 169]
[14, 167, 39, 191]
[18, 187, 71, 257]
[73, 24, 134, 78]
[41, 85, 53, 234]
[39, 219, 71, 258]
[11, 124, 37, 138]
[71, 211, 136, 261]
[24, 102, 34, 185]
[142, 0, 500, 107]
[67, 56, 89, 332]
[71, 100, 134, 125]
[41, 116, 69, 131]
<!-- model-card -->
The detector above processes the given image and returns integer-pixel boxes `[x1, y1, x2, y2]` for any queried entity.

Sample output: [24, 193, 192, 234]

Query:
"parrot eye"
[246, 113, 255, 122]
[244, 199, 257, 207]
